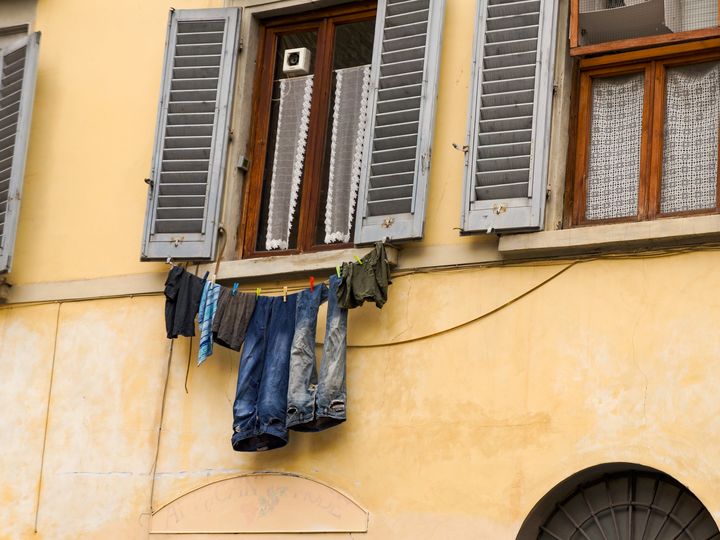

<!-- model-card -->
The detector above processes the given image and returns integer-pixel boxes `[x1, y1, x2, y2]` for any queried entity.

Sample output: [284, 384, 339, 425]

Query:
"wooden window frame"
[238, 2, 376, 260]
[566, 48, 720, 227]
[569, 0, 720, 56]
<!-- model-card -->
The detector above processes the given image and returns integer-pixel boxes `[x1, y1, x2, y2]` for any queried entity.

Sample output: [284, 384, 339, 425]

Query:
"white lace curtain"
[585, 72, 645, 220]
[324, 64, 371, 243]
[264, 66, 370, 249]
[266, 75, 314, 251]
[661, 61, 720, 214]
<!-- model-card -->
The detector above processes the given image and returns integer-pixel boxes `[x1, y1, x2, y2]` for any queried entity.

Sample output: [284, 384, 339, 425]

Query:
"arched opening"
[517, 463, 719, 540]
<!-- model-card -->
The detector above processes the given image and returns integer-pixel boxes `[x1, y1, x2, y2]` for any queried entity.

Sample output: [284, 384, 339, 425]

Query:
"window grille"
[538, 471, 720, 540]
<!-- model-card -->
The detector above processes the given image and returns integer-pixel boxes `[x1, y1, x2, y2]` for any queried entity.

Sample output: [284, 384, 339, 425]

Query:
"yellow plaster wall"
[3, 0, 720, 538]
[6, 252, 720, 538]
[10, 0, 223, 285]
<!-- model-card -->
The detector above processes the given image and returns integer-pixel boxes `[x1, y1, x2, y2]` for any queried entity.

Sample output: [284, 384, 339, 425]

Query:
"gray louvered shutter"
[0, 33, 40, 274]
[460, 0, 557, 234]
[141, 8, 240, 261]
[354, 0, 445, 244]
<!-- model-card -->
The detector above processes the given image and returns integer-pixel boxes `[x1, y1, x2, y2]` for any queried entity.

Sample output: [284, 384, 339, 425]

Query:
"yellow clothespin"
[354, 255, 363, 265]
[256, 287, 261, 297]
[283, 286, 288, 302]
[336, 265, 341, 278]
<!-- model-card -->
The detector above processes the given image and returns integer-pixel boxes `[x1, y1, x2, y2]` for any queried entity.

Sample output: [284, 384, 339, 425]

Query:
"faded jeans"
[286, 275, 348, 431]
[232, 294, 297, 451]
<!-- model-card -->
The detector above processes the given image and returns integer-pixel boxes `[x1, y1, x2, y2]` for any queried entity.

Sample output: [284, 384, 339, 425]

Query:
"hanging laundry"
[232, 293, 298, 452]
[337, 241, 391, 309]
[286, 274, 348, 432]
[212, 287, 256, 351]
[164, 266, 205, 339]
[197, 280, 220, 365]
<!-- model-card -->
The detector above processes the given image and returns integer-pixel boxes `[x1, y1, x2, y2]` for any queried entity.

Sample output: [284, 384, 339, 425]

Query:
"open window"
[141, 2, 445, 262]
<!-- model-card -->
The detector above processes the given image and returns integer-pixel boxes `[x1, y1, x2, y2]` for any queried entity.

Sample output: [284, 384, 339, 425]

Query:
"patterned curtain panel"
[661, 61, 720, 214]
[266, 75, 314, 250]
[324, 65, 371, 244]
[585, 72, 645, 221]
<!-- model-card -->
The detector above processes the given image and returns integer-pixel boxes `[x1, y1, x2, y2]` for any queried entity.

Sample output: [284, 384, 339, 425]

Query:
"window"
[142, 2, 445, 262]
[564, 0, 720, 228]
[521, 468, 720, 540]
[570, 0, 720, 56]
[243, 4, 376, 256]
[568, 48, 720, 226]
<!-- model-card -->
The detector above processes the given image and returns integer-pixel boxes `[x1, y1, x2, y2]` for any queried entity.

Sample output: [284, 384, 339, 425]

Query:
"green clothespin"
[256, 287, 261, 297]
[354, 255, 363, 265]
[336, 265, 341, 278]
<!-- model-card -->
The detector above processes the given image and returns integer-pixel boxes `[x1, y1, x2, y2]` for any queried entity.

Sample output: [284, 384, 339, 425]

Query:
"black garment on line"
[164, 266, 205, 339]
[212, 287, 256, 351]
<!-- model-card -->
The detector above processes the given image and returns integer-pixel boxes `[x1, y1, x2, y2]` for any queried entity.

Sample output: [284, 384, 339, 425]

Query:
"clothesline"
[164, 242, 392, 453]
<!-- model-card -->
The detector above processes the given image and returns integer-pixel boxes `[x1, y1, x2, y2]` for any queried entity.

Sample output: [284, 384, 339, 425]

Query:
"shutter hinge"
[421, 150, 431, 173]
[236, 154, 250, 172]
[238, 38, 243, 54]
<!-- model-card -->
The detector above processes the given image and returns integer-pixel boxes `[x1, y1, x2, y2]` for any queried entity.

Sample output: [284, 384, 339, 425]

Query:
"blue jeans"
[286, 275, 348, 431]
[232, 294, 297, 451]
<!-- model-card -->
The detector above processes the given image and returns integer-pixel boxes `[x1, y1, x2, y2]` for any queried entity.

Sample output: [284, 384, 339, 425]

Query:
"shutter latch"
[381, 217, 395, 229]
[144, 178, 154, 190]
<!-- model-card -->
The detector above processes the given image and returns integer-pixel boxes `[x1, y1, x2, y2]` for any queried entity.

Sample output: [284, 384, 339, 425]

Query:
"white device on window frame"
[282, 47, 311, 76]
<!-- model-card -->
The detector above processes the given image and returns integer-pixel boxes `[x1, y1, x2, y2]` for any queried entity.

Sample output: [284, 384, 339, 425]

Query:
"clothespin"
[336, 265, 341, 278]
[309, 276, 315, 292]
[209, 273, 216, 284]
[256, 287, 261, 297]
[283, 286, 288, 302]
[231, 283, 239, 296]
[166, 257, 174, 266]
[354, 255, 363, 265]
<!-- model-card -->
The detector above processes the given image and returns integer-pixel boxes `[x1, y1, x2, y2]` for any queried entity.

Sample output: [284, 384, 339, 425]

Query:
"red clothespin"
[309, 276, 315, 292]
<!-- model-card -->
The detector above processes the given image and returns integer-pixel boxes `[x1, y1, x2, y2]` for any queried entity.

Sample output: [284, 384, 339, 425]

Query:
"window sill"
[199, 246, 398, 282]
[498, 214, 720, 258]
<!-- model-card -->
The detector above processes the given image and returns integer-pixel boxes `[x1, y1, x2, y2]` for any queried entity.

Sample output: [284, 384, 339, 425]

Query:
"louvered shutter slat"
[0, 33, 40, 274]
[355, 0, 445, 244]
[141, 8, 240, 261]
[461, 0, 556, 233]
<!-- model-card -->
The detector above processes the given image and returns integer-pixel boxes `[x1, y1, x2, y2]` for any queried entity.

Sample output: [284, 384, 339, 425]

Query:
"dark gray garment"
[164, 266, 205, 339]
[212, 287, 257, 351]
[337, 242, 392, 309]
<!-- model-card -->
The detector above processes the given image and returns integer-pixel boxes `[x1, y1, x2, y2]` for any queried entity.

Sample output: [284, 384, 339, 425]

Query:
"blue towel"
[197, 281, 220, 365]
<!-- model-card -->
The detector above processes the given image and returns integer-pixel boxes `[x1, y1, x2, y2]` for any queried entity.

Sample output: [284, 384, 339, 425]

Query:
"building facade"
[2, 0, 720, 538]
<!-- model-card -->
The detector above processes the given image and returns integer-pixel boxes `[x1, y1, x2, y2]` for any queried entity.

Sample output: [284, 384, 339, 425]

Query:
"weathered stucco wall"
[2, 0, 720, 538]
[4, 252, 720, 538]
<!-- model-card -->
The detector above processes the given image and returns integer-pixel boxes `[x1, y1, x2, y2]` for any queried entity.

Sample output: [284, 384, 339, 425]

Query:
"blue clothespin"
[232, 283, 239, 296]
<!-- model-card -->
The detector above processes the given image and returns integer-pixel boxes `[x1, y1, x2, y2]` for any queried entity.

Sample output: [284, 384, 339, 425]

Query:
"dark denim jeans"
[286, 275, 348, 431]
[232, 294, 297, 451]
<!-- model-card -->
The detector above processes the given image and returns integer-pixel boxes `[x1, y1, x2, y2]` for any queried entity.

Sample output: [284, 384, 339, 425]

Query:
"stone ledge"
[498, 214, 720, 257]
[198, 246, 398, 282]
